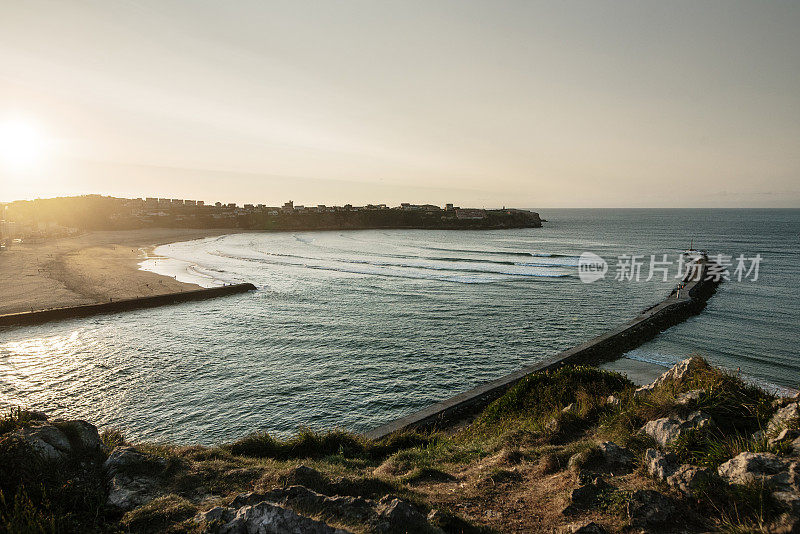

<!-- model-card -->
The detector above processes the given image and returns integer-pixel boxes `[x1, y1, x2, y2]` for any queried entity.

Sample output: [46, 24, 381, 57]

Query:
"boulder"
[643, 449, 714, 496]
[9, 424, 73, 461]
[52, 420, 103, 453]
[635, 357, 710, 397]
[606, 395, 621, 407]
[644, 448, 678, 481]
[228, 486, 438, 531]
[641, 411, 712, 446]
[770, 428, 800, 447]
[768, 403, 800, 436]
[666, 464, 714, 496]
[627, 489, 676, 528]
[375, 495, 437, 533]
[104, 446, 167, 476]
[278, 464, 329, 491]
[197, 500, 350, 534]
[717, 452, 799, 493]
[103, 446, 167, 512]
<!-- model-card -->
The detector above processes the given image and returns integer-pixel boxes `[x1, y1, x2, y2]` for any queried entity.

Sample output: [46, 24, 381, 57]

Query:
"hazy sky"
[1, 1, 798, 207]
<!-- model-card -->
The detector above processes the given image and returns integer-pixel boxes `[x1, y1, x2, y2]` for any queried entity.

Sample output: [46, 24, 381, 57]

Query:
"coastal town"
[0, 194, 542, 244]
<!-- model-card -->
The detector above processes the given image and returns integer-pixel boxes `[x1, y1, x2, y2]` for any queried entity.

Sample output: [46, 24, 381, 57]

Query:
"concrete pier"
[0, 283, 257, 327]
[365, 256, 720, 440]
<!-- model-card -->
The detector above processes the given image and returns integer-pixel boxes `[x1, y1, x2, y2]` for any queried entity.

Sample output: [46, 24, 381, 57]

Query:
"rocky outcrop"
[103, 446, 167, 512]
[635, 356, 710, 396]
[718, 452, 800, 519]
[717, 452, 798, 492]
[2, 418, 102, 461]
[643, 448, 714, 496]
[195, 500, 350, 534]
[202, 485, 443, 534]
[641, 411, 712, 446]
[769, 403, 800, 437]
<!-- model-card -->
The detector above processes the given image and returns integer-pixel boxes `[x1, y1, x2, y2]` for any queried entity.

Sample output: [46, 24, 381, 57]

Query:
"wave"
[418, 245, 576, 258]
[209, 250, 574, 282]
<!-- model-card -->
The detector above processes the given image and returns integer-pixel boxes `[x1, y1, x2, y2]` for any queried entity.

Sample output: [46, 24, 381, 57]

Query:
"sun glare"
[0, 118, 46, 172]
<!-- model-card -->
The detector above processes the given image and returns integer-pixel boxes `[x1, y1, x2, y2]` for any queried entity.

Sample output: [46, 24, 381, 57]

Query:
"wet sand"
[0, 228, 237, 316]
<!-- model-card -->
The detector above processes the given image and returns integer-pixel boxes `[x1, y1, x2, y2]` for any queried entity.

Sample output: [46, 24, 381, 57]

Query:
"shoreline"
[0, 228, 240, 316]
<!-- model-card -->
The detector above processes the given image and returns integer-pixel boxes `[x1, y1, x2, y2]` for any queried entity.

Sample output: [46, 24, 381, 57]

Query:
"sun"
[0, 119, 47, 172]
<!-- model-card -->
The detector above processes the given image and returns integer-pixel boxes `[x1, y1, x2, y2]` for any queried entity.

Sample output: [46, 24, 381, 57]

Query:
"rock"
[375, 495, 437, 533]
[641, 411, 712, 447]
[606, 395, 621, 407]
[770, 428, 800, 446]
[561, 521, 607, 533]
[279, 464, 328, 491]
[627, 489, 676, 528]
[769, 512, 800, 534]
[643, 449, 714, 496]
[230, 486, 435, 530]
[596, 441, 633, 469]
[644, 448, 678, 481]
[9, 424, 73, 461]
[654, 357, 710, 387]
[562, 403, 576, 413]
[52, 420, 102, 453]
[198, 500, 350, 534]
[106, 472, 162, 512]
[717, 452, 799, 493]
[194, 506, 235, 524]
[769, 403, 800, 436]
[103, 446, 166, 476]
[772, 491, 800, 515]
[666, 464, 714, 496]
[635, 357, 710, 397]
[104, 446, 167, 512]
[675, 389, 705, 406]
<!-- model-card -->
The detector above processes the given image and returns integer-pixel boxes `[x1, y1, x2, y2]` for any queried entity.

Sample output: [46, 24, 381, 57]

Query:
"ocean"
[1, 209, 797, 445]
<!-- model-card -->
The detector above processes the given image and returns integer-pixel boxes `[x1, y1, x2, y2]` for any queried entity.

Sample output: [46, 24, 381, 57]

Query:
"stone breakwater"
[0, 283, 257, 327]
[366, 256, 721, 440]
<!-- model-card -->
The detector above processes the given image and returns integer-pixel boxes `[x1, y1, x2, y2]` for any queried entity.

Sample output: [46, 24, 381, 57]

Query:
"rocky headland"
[1, 357, 798, 533]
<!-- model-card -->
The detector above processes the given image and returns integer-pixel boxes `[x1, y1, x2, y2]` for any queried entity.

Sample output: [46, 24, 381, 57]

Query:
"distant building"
[227, 203, 236, 208]
[171, 199, 183, 205]
[197, 201, 204, 207]
[244, 204, 254, 209]
[215, 202, 222, 207]
[445, 203, 454, 211]
[282, 200, 294, 212]
[185, 200, 196, 206]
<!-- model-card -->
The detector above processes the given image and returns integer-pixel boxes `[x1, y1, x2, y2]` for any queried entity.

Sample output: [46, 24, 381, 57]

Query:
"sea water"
[1, 209, 797, 444]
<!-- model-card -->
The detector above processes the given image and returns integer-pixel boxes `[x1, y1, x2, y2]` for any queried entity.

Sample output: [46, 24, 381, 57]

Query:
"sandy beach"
[0, 228, 238, 316]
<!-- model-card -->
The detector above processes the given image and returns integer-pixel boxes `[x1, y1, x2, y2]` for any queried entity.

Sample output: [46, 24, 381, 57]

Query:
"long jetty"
[366, 255, 720, 440]
[0, 283, 257, 327]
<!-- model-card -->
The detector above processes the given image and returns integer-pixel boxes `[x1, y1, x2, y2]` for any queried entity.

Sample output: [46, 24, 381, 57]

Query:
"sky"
[0, 0, 798, 208]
